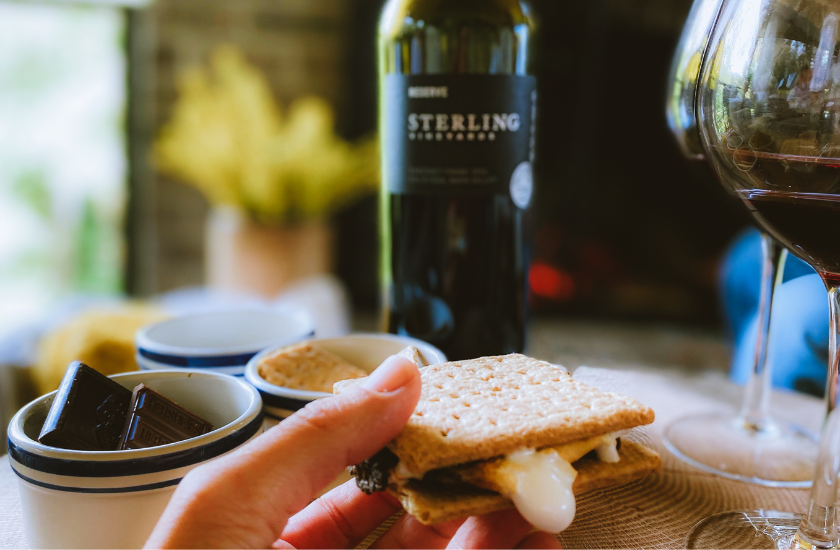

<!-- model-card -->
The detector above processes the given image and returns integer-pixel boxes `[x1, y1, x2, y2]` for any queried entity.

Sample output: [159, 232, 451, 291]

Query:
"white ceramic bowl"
[7, 370, 263, 549]
[244, 333, 446, 426]
[135, 310, 314, 376]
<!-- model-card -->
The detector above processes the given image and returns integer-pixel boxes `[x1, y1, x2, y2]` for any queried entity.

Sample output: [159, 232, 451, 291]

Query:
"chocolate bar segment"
[38, 361, 132, 451]
[118, 384, 213, 450]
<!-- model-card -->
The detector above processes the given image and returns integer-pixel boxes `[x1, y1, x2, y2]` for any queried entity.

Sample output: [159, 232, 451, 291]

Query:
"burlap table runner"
[0, 367, 823, 549]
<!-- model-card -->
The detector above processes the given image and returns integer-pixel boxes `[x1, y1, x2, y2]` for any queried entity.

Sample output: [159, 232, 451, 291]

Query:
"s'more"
[334, 353, 660, 533]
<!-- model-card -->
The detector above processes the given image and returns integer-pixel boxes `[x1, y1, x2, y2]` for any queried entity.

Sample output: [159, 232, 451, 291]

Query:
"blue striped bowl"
[135, 310, 314, 377]
[7, 370, 263, 549]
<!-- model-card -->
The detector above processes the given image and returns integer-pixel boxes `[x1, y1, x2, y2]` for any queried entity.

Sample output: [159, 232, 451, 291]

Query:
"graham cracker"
[338, 354, 654, 474]
[258, 342, 367, 392]
[393, 440, 662, 526]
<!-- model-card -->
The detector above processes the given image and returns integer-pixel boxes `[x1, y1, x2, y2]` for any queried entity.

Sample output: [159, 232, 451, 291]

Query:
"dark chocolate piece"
[118, 384, 213, 450]
[349, 447, 399, 494]
[38, 361, 132, 451]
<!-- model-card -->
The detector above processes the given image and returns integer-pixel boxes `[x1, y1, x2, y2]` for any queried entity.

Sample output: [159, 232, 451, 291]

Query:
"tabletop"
[0, 361, 823, 549]
[554, 367, 821, 549]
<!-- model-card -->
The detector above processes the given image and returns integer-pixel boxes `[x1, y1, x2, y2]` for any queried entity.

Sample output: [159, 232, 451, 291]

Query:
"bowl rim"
[8, 369, 263, 463]
[135, 353, 247, 374]
[135, 310, 314, 358]
[244, 332, 447, 401]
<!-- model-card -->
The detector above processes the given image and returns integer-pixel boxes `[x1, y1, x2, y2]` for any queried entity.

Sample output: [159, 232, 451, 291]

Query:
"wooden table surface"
[1, 365, 824, 549]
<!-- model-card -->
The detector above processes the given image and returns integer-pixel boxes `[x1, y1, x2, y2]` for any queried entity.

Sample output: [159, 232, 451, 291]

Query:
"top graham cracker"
[336, 354, 655, 474]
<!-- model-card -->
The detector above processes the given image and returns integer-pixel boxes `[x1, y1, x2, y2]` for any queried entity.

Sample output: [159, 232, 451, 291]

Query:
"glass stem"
[739, 233, 787, 431]
[796, 402, 840, 548]
[825, 284, 840, 419]
[796, 282, 840, 549]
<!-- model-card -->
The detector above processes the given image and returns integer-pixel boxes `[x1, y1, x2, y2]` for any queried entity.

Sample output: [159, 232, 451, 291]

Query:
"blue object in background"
[719, 228, 827, 396]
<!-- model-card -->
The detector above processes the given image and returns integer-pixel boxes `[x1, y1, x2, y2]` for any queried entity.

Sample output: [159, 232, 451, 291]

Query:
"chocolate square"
[38, 362, 132, 451]
[118, 384, 213, 450]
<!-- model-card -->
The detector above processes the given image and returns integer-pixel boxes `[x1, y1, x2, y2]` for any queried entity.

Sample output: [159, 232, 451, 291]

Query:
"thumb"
[148, 354, 421, 548]
[260, 354, 422, 502]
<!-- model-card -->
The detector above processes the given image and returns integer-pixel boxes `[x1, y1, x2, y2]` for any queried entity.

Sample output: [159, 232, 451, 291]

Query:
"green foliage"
[11, 169, 51, 219]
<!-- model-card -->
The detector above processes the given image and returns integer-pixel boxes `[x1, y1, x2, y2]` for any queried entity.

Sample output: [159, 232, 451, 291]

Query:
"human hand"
[145, 355, 561, 549]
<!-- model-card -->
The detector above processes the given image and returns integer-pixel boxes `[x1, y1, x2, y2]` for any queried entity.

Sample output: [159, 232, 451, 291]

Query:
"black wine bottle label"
[384, 74, 536, 207]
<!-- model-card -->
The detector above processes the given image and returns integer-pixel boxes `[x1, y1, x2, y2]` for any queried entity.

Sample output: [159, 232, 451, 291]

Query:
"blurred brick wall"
[143, 0, 356, 293]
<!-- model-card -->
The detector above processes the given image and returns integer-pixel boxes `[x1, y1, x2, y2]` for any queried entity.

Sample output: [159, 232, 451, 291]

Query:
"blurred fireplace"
[524, 0, 750, 325]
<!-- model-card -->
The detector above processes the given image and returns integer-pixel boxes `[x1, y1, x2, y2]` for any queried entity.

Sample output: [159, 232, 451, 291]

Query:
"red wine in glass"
[732, 151, 840, 282]
[741, 190, 840, 281]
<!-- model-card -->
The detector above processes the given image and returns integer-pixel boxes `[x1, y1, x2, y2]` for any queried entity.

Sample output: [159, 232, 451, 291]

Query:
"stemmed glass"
[664, 0, 818, 487]
[688, 0, 840, 545]
[667, 0, 724, 161]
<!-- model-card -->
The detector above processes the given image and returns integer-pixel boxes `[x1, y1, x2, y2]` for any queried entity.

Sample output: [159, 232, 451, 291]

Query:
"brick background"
[136, 0, 358, 294]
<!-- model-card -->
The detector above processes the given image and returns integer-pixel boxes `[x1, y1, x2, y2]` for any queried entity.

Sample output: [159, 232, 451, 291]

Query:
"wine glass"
[689, 0, 840, 545]
[663, 0, 818, 487]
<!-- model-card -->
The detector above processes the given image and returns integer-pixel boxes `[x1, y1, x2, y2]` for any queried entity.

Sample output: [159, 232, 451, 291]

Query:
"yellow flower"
[154, 45, 378, 223]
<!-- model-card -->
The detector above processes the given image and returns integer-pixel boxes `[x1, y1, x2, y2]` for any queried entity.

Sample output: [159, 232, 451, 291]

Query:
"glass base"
[686, 510, 801, 549]
[663, 412, 819, 487]
[686, 510, 840, 550]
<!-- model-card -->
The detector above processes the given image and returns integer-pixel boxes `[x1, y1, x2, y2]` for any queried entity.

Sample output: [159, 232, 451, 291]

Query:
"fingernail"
[362, 355, 416, 393]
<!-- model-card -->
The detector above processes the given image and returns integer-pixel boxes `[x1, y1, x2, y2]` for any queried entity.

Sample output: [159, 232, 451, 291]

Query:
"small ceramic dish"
[7, 370, 263, 549]
[244, 333, 446, 426]
[135, 310, 314, 377]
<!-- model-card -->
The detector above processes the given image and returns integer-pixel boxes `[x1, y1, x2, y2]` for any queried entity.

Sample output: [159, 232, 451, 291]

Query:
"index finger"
[279, 480, 402, 549]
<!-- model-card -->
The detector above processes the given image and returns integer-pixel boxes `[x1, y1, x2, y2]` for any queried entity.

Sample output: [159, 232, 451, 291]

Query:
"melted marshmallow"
[595, 434, 620, 463]
[506, 449, 578, 533]
[391, 432, 622, 533]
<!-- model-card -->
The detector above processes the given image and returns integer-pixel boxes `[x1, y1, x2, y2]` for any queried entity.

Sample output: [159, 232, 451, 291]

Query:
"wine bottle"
[378, 0, 536, 360]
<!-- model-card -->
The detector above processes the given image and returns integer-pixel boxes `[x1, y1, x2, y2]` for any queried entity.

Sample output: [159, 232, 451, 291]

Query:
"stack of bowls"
[135, 310, 314, 377]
